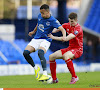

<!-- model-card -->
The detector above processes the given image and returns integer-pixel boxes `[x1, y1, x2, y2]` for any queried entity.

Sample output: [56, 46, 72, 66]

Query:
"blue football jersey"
[34, 13, 61, 42]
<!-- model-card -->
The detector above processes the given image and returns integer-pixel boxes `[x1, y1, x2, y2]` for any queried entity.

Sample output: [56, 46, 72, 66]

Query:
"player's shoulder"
[49, 16, 60, 25]
[49, 15, 57, 21]
[75, 23, 81, 27]
[75, 24, 83, 34]
[75, 23, 82, 29]
[38, 13, 42, 18]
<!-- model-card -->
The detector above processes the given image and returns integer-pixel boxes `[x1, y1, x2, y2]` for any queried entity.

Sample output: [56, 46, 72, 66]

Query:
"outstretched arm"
[48, 33, 76, 41]
[58, 26, 66, 37]
[65, 33, 76, 41]
[52, 28, 61, 33]
[28, 24, 38, 37]
[48, 33, 63, 41]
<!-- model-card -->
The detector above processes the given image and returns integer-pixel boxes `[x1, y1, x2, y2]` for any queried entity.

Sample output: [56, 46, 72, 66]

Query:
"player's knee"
[49, 54, 56, 61]
[49, 55, 52, 60]
[38, 49, 44, 57]
[62, 55, 69, 60]
[23, 50, 30, 56]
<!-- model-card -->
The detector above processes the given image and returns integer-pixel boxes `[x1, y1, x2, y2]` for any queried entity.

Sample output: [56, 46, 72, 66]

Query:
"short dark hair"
[40, 4, 49, 10]
[68, 12, 77, 19]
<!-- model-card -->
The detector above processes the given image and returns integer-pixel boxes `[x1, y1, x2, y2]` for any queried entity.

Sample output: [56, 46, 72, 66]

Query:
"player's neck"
[71, 23, 78, 27]
[75, 23, 78, 26]
[46, 14, 51, 19]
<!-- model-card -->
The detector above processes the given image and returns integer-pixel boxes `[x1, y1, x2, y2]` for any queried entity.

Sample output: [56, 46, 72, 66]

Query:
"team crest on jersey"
[38, 24, 44, 32]
[46, 21, 50, 26]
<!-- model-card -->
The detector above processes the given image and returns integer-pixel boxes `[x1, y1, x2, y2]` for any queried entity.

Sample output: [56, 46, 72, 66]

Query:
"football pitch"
[0, 72, 100, 88]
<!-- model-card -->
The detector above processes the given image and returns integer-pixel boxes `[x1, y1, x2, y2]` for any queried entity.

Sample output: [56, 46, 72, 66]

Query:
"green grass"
[0, 72, 100, 88]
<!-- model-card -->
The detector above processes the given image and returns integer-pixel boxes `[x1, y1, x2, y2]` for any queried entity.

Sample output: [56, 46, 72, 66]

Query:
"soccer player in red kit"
[48, 12, 83, 84]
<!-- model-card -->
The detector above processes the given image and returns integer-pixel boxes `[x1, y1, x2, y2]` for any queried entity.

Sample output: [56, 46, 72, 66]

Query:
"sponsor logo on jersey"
[38, 24, 44, 32]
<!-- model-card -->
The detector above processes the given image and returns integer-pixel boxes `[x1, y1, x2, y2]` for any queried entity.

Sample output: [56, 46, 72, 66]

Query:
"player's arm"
[32, 24, 38, 33]
[58, 26, 66, 37]
[63, 26, 80, 41]
[58, 26, 66, 41]
[48, 33, 63, 41]
[28, 24, 38, 37]
[51, 26, 66, 41]
[52, 20, 66, 40]
[65, 33, 76, 41]
[52, 28, 60, 33]
[48, 33, 75, 41]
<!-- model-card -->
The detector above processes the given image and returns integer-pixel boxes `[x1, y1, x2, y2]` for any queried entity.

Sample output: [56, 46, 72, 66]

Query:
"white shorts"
[28, 39, 51, 51]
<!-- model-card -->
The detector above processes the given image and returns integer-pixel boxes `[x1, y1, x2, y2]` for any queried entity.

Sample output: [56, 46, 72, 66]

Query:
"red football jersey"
[62, 23, 83, 49]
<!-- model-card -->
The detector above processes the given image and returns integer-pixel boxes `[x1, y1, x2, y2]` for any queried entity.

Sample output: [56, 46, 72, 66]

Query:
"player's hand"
[28, 31, 34, 37]
[48, 33, 54, 39]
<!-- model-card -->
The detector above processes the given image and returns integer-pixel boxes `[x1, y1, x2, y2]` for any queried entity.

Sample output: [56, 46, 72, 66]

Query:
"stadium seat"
[0, 39, 99, 65]
[84, 0, 100, 33]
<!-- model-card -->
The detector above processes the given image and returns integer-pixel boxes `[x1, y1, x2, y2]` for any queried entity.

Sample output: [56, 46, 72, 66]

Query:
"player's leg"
[23, 39, 41, 79]
[38, 40, 51, 81]
[23, 45, 35, 68]
[49, 50, 63, 83]
[38, 47, 49, 81]
[49, 50, 63, 61]
[62, 50, 79, 84]
[38, 47, 47, 73]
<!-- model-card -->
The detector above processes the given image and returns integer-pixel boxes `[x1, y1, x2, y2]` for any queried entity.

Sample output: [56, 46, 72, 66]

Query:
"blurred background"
[0, 0, 100, 76]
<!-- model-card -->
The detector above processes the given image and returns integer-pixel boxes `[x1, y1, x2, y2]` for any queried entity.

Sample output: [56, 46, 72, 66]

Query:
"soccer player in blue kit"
[23, 4, 66, 81]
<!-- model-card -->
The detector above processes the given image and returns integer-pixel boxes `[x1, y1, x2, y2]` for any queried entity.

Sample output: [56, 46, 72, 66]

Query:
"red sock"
[50, 61, 57, 80]
[65, 59, 77, 78]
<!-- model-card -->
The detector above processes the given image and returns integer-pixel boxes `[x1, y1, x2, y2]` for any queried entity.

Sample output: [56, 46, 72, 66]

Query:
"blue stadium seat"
[0, 57, 7, 65]
[0, 40, 99, 65]
[84, 0, 100, 33]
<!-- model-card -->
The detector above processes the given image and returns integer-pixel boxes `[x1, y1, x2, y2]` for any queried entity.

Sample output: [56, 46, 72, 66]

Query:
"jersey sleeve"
[62, 23, 67, 29]
[52, 19, 61, 28]
[72, 27, 81, 37]
[62, 23, 70, 34]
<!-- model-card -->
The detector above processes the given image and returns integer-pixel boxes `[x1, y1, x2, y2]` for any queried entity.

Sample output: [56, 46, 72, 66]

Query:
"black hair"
[40, 4, 49, 10]
[68, 12, 77, 19]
